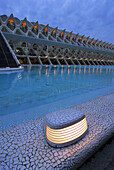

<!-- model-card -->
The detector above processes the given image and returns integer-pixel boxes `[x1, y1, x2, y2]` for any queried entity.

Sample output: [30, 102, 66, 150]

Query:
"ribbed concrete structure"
[0, 14, 114, 66]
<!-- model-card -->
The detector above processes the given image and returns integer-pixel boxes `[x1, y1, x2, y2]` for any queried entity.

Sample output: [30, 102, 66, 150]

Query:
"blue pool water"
[0, 65, 114, 130]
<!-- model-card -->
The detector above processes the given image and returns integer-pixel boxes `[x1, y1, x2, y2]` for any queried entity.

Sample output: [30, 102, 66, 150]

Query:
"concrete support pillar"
[56, 58, 61, 65]
[27, 56, 31, 65]
[48, 57, 52, 65]
[86, 60, 91, 65]
[105, 61, 110, 65]
[102, 61, 106, 65]
[99, 60, 103, 65]
[82, 60, 86, 65]
[38, 56, 42, 65]
[95, 60, 99, 65]
[91, 60, 95, 65]
[77, 59, 81, 65]
[71, 59, 75, 65]
[107, 61, 111, 65]
[64, 58, 68, 65]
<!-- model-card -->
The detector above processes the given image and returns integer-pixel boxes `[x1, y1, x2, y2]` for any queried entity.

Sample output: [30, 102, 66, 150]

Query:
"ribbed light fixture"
[45, 109, 88, 147]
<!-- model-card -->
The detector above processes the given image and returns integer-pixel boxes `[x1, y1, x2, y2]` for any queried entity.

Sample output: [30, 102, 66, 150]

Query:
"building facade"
[0, 14, 114, 66]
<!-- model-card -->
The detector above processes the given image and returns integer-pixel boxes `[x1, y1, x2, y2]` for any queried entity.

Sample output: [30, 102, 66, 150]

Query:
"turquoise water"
[0, 65, 114, 130]
[0, 65, 114, 116]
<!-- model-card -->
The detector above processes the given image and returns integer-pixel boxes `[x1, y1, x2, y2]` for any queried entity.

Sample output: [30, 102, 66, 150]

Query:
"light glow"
[53, 29, 56, 34]
[97, 41, 101, 45]
[73, 35, 77, 40]
[79, 37, 82, 40]
[93, 40, 96, 45]
[67, 33, 71, 38]
[34, 25, 38, 29]
[8, 18, 14, 24]
[22, 22, 27, 27]
[101, 42, 104, 46]
[89, 39, 92, 43]
[46, 118, 87, 144]
[60, 32, 64, 37]
[44, 27, 48, 32]
[84, 38, 88, 42]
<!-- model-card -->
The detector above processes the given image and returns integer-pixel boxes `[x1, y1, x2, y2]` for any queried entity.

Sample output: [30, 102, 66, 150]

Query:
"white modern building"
[0, 14, 114, 67]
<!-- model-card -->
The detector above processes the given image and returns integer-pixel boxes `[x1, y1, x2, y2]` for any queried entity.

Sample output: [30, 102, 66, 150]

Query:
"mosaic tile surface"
[45, 108, 84, 128]
[0, 93, 114, 169]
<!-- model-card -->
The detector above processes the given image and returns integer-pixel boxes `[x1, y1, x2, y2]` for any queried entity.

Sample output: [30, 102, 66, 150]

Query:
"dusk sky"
[0, 0, 114, 44]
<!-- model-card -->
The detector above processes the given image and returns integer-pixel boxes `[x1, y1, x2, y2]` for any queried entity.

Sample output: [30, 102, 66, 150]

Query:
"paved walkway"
[0, 93, 114, 169]
[79, 137, 114, 170]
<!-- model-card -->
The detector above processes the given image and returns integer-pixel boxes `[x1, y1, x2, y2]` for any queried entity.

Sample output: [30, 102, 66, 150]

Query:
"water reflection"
[89, 67, 90, 73]
[18, 74, 22, 79]
[68, 68, 70, 75]
[54, 68, 56, 75]
[84, 67, 86, 74]
[74, 67, 76, 74]
[93, 67, 95, 73]
[61, 67, 63, 75]
[96, 67, 98, 73]
[79, 67, 81, 74]
[45, 69, 48, 75]
[100, 68, 102, 73]
[0, 65, 114, 116]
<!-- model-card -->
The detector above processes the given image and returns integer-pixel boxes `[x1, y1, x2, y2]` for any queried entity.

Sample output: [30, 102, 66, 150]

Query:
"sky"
[0, 0, 114, 44]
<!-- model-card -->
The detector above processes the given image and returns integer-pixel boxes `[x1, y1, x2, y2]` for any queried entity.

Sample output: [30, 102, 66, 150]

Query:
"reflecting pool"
[0, 65, 114, 130]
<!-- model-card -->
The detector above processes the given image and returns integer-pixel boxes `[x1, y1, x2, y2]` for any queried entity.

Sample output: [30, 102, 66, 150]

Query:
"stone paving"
[79, 137, 114, 170]
[45, 109, 85, 128]
[0, 93, 114, 169]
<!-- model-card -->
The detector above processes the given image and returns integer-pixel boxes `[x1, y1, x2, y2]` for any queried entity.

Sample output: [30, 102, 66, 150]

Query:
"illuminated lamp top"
[8, 18, 14, 24]
[89, 39, 92, 43]
[93, 40, 96, 45]
[73, 35, 77, 40]
[34, 25, 38, 30]
[44, 27, 48, 32]
[53, 29, 56, 34]
[22, 21, 27, 27]
[84, 38, 88, 42]
[97, 41, 101, 46]
[79, 37, 82, 41]
[67, 33, 71, 38]
[104, 43, 108, 47]
[60, 31, 64, 37]
[100, 42, 104, 46]
[45, 108, 88, 147]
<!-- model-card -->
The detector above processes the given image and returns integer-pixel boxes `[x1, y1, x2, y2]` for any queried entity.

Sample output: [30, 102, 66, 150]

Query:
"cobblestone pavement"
[79, 137, 114, 170]
[0, 93, 114, 169]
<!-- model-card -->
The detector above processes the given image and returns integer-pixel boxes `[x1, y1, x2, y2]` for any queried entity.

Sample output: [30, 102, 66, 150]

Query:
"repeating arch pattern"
[0, 14, 114, 66]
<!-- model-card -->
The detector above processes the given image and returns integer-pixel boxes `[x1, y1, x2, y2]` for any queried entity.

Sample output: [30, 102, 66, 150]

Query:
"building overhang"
[3, 32, 114, 56]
